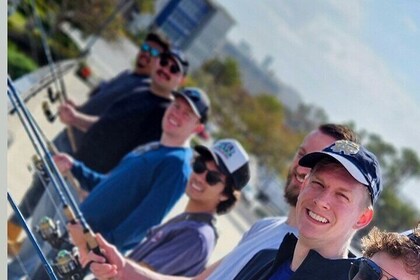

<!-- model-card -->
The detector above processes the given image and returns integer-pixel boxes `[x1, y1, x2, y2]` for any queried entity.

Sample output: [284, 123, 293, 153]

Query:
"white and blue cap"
[299, 140, 383, 204]
[195, 139, 250, 190]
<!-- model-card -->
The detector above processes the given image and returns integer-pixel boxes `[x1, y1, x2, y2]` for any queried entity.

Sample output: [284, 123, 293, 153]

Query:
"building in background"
[149, 0, 235, 70]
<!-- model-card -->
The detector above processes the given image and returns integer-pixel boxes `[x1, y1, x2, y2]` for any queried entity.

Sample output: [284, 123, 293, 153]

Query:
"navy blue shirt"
[75, 89, 172, 173]
[268, 259, 293, 280]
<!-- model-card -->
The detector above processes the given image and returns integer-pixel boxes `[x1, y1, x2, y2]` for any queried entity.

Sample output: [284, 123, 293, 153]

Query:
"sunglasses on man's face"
[159, 56, 181, 75]
[140, 43, 160, 57]
[192, 158, 224, 186]
[349, 258, 398, 280]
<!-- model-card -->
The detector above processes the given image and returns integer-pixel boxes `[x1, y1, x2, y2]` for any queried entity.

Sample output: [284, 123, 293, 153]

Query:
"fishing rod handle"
[83, 230, 116, 280]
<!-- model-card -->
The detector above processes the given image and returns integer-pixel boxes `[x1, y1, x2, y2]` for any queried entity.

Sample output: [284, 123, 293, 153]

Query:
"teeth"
[191, 182, 203, 192]
[308, 210, 328, 223]
[169, 118, 178, 126]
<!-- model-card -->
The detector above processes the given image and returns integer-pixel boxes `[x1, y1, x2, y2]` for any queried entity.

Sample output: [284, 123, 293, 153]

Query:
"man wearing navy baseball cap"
[234, 140, 383, 280]
[299, 139, 382, 204]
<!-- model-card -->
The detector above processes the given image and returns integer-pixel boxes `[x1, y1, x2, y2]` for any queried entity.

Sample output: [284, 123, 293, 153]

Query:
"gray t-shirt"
[208, 217, 298, 280]
[127, 212, 217, 277]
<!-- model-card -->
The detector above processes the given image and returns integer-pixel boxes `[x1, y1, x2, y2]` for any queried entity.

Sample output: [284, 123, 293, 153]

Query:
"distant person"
[70, 139, 250, 277]
[7, 32, 171, 254]
[8, 87, 208, 279]
[349, 224, 420, 280]
[64, 31, 170, 148]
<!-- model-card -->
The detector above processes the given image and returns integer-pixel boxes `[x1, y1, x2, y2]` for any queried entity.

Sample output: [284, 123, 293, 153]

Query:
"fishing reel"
[42, 101, 57, 122]
[32, 155, 51, 184]
[48, 87, 60, 103]
[35, 216, 68, 249]
[52, 249, 85, 280]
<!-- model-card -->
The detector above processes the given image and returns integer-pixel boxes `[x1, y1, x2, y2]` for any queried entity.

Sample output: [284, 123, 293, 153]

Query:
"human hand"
[58, 102, 79, 126]
[53, 153, 74, 174]
[87, 234, 126, 279]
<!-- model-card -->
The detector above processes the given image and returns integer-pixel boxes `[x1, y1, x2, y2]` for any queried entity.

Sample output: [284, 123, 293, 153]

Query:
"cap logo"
[331, 140, 360, 155]
[214, 142, 235, 159]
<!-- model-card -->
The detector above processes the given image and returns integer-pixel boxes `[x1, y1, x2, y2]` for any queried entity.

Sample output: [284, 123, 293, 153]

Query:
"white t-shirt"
[207, 217, 298, 280]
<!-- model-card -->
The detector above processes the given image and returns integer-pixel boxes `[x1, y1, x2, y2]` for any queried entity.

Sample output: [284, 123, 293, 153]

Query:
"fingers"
[58, 102, 77, 125]
[90, 262, 118, 279]
[52, 153, 73, 173]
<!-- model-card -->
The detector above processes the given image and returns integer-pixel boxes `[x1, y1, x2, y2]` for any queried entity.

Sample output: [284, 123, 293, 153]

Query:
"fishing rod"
[8, 76, 114, 279]
[8, 191, 59, 280]
[29, 0, 78, 152]
[29, 0, 66, 101]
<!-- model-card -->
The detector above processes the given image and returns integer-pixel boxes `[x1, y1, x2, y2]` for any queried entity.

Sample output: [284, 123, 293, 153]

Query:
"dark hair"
[216, 176, 240, 215]
[318, 123, 359, 143]
[145, 32, 170, 52]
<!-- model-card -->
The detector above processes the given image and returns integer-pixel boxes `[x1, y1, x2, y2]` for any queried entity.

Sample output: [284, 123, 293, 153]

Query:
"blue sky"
[216, 0, 420, 205]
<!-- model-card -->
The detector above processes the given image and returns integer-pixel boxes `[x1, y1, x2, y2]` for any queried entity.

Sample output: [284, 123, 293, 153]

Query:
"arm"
[133, 228, 212, 276]
[58, 102, 99, 132]
[71, 160, 107, 192]
[88, 235, 220, 280]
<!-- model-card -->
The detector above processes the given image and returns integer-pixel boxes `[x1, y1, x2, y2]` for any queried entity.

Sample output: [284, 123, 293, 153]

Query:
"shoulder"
[248, 217, 289, 233]
[159, 148, 193, 163]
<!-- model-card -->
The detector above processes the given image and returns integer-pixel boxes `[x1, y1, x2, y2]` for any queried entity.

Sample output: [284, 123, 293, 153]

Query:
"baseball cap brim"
[173, 92, 201, 119]
[299, 152, 369, 186]
[194, 145, 230, 177]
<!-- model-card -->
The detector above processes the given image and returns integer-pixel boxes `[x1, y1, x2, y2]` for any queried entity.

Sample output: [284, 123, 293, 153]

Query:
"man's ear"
[354, 207, 374, 230]
[194, 123, 205, 134]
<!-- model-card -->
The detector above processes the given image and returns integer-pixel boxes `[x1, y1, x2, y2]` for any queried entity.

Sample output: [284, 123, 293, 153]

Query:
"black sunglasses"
[349, 257, 398, 280]
[159, 55, 181, 74]
[140, 43, 160, 57]
[192, 158, 224, 186]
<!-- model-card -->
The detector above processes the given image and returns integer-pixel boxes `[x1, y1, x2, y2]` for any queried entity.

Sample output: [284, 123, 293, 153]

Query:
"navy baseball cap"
[195, 139, 251, 191]
[299, 140, 383, 204]
[174, 87, 210, 123]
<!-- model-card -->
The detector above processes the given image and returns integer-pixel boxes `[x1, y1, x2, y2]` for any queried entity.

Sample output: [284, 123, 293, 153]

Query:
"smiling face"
[284, 129, 337, 206]
[186, 158, 228, 211]
[161, 97, 203, 142]
[296, 161, 373, 254]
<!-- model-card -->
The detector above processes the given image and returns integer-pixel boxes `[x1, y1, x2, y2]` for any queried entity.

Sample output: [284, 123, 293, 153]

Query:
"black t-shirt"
[75, 89, 172, 173]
